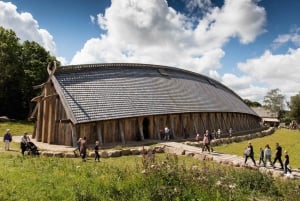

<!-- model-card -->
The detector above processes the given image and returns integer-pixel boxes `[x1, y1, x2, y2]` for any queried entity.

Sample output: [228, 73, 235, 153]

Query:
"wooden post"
[41, 84, 49, 143]
[119, 120, 125, 144]
[138, 117, 145, 141]
[170, 115, 176, 138]
[154, 117, 161, 139]
[35, 101, 43, 141]
[96, 122, 103, 146]
[71, 124, 77, 147]
[47, 96, 55, 144]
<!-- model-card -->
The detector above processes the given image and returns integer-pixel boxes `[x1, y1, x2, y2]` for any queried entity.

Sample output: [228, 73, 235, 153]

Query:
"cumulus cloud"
[237, 48, 300, 101]
[72, 0, 266, 75]
[0, 1, 57, 56]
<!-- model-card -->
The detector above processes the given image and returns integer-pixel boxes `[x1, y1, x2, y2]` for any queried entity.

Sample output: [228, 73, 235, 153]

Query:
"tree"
[243, 99, 262, 107]
[289, 92, 300, 123]
[21, 40, 58, 116]
[0, 26, 58, 119]
[0, 27, 24, 119]
[263, 88, 285, 114]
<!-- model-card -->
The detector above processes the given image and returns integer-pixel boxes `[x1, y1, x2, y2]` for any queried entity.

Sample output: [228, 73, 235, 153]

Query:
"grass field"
[1, 122, 300, 200]
[0, 121, 34, 137]
[214, 128, 300, 168]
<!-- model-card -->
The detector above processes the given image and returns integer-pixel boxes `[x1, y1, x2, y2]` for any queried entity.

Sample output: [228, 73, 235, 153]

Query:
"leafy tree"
[263, 88, 285, 114]
[243, 99, 262, 107]
[0, 27, 24, 119]
[289, 92, 300, 122]
[0, 26, 58, 119]
[21, 41, 58, 116]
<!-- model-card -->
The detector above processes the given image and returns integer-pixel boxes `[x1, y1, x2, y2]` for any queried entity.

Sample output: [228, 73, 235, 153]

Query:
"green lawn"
[1, 122, 300, 200]
[214, 128, 300, 168]
[0, 121, 34, 137]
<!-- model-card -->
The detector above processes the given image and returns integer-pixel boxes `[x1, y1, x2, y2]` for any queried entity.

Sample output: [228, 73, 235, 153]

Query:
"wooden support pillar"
[97, 122, 103, 146]
[138, 117, 145, 141]
[170, 115, 176, 138]
[47, 96, 55, 144]
[41, 84, 50, 143]
[192, 113, 198, 134]
[119, 120, 125, 144]
[154, 117, 160, 139]
[35, 101, 43, 141]
[71, 124, 77, 147]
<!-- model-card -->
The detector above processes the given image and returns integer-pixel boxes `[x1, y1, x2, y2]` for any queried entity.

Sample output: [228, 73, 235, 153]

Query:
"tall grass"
[0, 153, 299, 200]
[215, 129, 300, 167]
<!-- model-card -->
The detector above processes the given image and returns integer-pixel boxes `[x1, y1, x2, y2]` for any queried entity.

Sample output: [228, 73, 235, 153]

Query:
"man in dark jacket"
[273, 142, 284, 169]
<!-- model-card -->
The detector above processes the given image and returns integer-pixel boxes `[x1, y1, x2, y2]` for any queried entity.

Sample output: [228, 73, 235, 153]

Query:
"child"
[258, 147, 265, 166]
[94, 141, 100, 162]
[284, 150, 292, 174]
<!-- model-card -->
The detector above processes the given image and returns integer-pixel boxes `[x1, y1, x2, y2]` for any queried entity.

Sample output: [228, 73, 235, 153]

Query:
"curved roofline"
[58, 62, 243, 101]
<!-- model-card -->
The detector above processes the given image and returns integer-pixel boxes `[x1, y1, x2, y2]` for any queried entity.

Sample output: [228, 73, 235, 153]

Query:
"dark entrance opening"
[143, 118, 149, 139]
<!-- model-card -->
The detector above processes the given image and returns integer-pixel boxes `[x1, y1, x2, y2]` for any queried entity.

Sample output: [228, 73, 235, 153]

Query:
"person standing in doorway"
[94, 141, 100, 162]
[164, 126, 170, 141]
[3, 129, 12, 151]
[273, 142, 283, 169]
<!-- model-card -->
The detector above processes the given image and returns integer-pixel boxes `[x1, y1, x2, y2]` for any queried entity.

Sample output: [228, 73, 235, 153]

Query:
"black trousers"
[273, 156, 283, 168]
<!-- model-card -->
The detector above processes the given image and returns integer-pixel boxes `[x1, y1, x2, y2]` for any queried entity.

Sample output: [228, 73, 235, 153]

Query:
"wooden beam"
[42, 94, 58, 101]
[71, 124, 78, 147]
[31, 95, 44, 102]
[97, 122, 103, 146]
[138, 117, 145, 141]
[119, 120, 125, 145]
[32, 83, 46, 90]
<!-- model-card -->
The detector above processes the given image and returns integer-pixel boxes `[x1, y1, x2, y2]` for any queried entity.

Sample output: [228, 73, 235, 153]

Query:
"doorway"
[142, 118, 149, 139]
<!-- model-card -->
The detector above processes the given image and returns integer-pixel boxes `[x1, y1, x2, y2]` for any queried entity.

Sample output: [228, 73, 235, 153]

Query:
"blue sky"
[0, 0, 300, 104]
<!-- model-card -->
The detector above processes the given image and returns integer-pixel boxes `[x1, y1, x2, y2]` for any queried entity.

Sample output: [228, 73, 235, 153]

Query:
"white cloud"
[72, 0, 266, 75]
[0, 1, 57, 56]
[90, 15, 96, 24]
[272, 27, 300, 49]
[237, 48, 300, 102]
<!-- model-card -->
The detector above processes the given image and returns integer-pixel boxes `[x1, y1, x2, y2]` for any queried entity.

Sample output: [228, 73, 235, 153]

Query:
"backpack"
[244, 147, 251, 156]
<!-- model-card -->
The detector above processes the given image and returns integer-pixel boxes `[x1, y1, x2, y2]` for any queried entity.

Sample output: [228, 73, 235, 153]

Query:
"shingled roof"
[51, 63, 258, 124]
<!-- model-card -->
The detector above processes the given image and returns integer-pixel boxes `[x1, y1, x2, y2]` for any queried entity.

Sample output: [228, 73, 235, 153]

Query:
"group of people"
[159, 126, 174, 141]
[244, 142, 292, 174]
[74, 137, 100, 162]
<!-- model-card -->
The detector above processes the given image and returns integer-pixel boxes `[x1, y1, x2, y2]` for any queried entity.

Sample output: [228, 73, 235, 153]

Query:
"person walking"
[264, 144, 272, 167]
[73, 137, 82, 157]
[283, 150, 292, 174]
[207, 130, 214, 152]
[258, 147, 265, 166]
[3, 129, 12, 151]
[94, 141, 100, 162]
[202, 130, 210, 153]
[272, 142, 283, 169]
[80, 136, 87, 162]
[244, 141, 256, 166]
